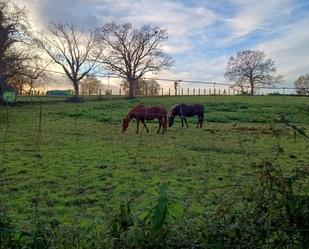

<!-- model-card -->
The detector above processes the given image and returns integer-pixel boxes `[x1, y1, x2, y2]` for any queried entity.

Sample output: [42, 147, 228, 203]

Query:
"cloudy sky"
[13, 0, 309, 89]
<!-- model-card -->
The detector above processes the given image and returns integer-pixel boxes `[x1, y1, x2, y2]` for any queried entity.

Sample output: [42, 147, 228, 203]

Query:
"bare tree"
[35, 23, 102, 98]
[96, 23, 173, 98]
[294, 74, 309, 95]
[225, 50, 282, 95]
[80, 75, 102, 95]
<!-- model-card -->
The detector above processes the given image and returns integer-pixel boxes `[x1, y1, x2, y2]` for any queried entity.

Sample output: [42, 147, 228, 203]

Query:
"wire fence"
[7, 66, 307, 99]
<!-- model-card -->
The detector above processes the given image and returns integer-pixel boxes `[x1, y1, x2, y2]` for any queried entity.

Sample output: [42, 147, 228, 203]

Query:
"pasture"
[1, 95, 309, 248]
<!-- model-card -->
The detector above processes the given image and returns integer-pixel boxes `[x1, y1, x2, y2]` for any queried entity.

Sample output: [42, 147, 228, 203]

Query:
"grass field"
[1, 95, 309, 246]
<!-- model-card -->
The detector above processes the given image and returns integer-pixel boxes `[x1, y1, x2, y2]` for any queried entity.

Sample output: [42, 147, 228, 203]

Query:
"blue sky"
[14, 0, 309, 88]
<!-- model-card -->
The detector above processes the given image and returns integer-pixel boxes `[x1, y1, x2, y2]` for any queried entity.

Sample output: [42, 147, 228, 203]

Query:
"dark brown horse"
[168, 103, 204, 128]
[122, 104, 167, 134]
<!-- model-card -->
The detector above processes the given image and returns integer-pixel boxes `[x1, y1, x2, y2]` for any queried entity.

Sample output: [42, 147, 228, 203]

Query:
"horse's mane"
[168, 104, 181, 116]
[126, 104, 145, 119]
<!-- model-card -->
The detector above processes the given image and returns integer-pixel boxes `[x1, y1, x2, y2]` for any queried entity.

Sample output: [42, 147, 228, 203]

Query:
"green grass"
[1, 95, 309, 230]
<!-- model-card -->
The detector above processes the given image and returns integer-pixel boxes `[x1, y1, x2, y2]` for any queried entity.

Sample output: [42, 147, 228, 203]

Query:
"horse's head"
[122, 117, 129, 132]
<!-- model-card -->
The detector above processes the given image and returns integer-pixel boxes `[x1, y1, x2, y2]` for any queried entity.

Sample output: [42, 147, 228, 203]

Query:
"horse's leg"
[160, 119, 165, 134]
[181, 118, 184, 128]
[197, 119, 202, 128]
[142, 120, 149, 133]
[184, 118, 189, 128]
[136, 119, 140, 133]
[199, 114, 204, 128]
[157, 118, 162, 134]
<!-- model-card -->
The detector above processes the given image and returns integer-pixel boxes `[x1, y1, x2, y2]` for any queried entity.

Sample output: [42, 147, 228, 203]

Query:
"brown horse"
[122, 104, 167, 134]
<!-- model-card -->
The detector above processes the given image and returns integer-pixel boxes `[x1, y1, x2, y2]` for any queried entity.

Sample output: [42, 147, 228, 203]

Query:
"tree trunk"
[73, 80, 79, 96]
[250, 81, 254, 95]
[128, 78, 135, 99]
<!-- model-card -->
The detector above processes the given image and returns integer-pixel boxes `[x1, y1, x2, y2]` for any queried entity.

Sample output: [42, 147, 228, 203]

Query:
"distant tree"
[35, 23, 102, 98]
[9, 68, 48, 95]
[225, 50, 282, 95]
[96, 23, 173, 98]
[294, 74, 309, 95]
[121, 78, 160, 96]
[80, 75, 102, 95]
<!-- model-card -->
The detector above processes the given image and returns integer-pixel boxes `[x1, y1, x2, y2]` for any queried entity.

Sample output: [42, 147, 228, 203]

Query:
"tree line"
[0, 0, 308, 103]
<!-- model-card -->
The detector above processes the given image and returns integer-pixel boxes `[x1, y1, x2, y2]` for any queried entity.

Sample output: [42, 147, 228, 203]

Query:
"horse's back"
[181, 103, 204, 115]
[131, 104, 165, 120]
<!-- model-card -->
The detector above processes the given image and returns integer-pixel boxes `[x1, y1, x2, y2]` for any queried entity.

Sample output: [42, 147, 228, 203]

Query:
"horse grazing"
[122, 104, 167, 134]
[168, 103, 204, 128]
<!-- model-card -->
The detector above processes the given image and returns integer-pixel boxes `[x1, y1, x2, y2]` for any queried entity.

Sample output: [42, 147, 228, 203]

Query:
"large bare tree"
[96, 23, 173, 98]
[35, 23, 102, 97]
[294, 74, 309, 95]
[225, 50, 282, 95]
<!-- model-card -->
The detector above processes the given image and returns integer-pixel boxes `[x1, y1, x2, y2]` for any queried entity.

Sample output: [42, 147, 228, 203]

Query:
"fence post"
[168, 88, 170, 96]
[161, 88, 163, 96]
[209, 88, 211, 95]
[193, 88, 195, 96]
[119, 89, 121, 95]
[198, 88, 200, 95]
[219, 88, 221, 95]
[228, 89, 230, 95]
[213, 83, 216, 95]
[181, 88, 183, 95]
[187, 88, 189, 95]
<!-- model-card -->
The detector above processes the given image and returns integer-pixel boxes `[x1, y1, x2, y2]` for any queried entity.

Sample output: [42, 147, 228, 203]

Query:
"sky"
[13, 0, 309, 90]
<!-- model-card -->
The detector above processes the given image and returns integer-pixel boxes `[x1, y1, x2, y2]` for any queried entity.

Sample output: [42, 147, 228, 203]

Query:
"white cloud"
[223, 0, 294, 43]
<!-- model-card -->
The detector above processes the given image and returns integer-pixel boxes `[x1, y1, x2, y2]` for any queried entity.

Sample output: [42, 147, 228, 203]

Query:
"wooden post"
[198, 88, 200, 95]
[161, 88, 163, 96]
[187, 88, 189, 95]
[119, 88, 121, 95]
[168, 88, 170, 96]
[193, 88, 195, 96]
[219, 88, 221, 95]
[213, 83, 216, 95]
[181, 88, 183, 95]
[204, 88, 206, 95]
[209, 88, 211, 95]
